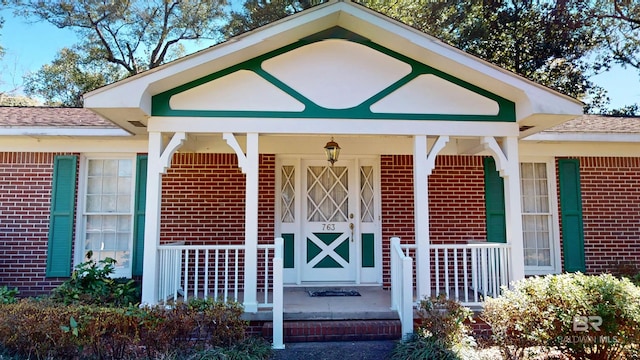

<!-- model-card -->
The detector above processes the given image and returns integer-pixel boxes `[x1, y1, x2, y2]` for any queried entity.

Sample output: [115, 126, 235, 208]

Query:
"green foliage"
[0, 286, 18, 304]
[391, 335, 462, 360]
[0, 298, 252, 360]
[483, 273, 640, 360]
[225, 0, 327, 37]
[13, 0, 228, 75]
[188, 337, 272, 360]
[392, 295, 477, 360]
[23, 47, 123, 107]
[52, 252, 140, 307]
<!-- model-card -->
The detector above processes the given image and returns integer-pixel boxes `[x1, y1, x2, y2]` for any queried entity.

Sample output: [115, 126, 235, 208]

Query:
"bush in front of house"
[51, 251, 140, 306]
[0, 286, 18, 304]
[0, 297, 267, 360]
[482, 273, 640, 360]
[391, 294, 478, 360]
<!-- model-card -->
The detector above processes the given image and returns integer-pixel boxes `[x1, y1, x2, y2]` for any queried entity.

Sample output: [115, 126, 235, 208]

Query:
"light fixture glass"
[324, 137, 341, 166]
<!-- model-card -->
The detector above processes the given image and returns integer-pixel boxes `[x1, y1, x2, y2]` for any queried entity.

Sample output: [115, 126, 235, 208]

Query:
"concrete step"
[262, 319, 403, 342]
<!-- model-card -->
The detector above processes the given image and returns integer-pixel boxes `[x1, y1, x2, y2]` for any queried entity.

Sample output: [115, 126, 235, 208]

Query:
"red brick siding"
[563, 157, 640, 274]
[0, 152, 77, 297]
[380, 155, 487, 286]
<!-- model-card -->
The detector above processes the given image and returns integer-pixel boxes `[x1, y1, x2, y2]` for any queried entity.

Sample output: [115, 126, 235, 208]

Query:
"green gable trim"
[152, 27, 515, 122]
[558, 158, 586, 272]
[132, 155, 147, 277]
[282, 233, 295, 269]
[484, 157, 506, 243]
[361, 233, 375, 268]
[46, 155, 78, 277]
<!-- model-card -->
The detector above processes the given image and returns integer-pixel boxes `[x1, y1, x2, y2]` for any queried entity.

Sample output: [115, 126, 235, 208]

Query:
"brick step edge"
[262, 320, 402, 342]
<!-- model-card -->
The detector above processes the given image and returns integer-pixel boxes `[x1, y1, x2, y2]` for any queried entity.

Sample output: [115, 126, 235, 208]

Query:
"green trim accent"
[282, 233, 295, 269]
[361, 233, 375, 268]
[315, 255, 342, 269]
[152, 27, 515, 122]
[132, 155, 147, 277]
[558, 159, 586, 272]
[307, 238, 322, 263]
[484, 157, 506, 243]
[334, 238, 349, 262]
[46, 155, 78, 277]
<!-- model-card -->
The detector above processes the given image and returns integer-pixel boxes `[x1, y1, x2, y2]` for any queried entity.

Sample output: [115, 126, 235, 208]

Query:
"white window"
[77, 155, 137, 278]
[520, 160, 560, 274]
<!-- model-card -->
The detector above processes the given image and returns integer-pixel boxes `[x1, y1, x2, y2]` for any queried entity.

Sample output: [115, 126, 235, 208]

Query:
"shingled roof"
[543, 114, 640, 134]
[0, 106, 117, 128]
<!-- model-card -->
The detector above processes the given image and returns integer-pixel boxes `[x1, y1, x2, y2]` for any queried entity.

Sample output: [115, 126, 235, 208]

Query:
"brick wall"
[380, 155, 487, 286]
[570, 157, 640, 274]
[0, 152, 75, 297]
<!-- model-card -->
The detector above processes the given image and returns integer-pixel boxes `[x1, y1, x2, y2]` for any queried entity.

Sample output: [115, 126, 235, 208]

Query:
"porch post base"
[243, 301, 259, 313]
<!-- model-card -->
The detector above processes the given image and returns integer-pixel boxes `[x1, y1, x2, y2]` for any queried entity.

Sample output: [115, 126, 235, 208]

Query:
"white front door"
[301, 160, 357, 282]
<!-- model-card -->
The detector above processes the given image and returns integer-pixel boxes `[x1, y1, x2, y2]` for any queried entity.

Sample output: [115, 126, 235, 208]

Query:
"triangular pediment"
[152, 28, 514, 122]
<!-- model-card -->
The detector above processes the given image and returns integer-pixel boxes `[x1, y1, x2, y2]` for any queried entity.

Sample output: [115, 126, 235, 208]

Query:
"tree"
[225, 0, 325, 37]
[593, 0, 640, 71]
[13, 0, 229, 76]
[23, 47, 122, 107]
[360, 0, 603, 103]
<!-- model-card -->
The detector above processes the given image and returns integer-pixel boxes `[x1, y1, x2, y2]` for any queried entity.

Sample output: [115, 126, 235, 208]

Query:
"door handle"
[349, 223, 354, 242]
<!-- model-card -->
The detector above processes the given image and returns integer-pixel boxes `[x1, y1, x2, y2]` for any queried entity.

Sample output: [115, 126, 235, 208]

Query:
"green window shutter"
[484, 157, 506, 243]
[558, 158, 586, 272]
[46, 155, 77, 277]
[132, 155, 148, 276]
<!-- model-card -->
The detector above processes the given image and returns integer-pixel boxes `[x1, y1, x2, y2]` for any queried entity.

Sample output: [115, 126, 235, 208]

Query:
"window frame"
[520, 157, 562, 275]
[74, 153, 138, 278]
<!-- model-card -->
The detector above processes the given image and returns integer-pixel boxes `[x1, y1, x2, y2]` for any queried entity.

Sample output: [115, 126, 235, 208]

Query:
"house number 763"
[322, 223, 336, 231]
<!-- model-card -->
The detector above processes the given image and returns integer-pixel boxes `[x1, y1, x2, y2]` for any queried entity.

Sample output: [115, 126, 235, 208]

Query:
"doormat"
[308, 289, 361, 297]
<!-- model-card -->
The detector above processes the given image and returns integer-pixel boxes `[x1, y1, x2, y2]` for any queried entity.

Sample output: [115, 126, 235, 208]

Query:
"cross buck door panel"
[302, 160, 357, 282]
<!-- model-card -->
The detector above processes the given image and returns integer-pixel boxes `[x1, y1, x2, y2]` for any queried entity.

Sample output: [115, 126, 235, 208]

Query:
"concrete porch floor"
[245, 286, 398, 322]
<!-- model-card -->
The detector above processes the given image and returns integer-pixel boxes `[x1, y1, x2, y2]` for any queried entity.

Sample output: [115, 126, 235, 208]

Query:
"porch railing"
[430, 242, 511, 307]
[272, 238, 284, 350]
[390, 237, 414, 339]
[156, 243, 277, 308]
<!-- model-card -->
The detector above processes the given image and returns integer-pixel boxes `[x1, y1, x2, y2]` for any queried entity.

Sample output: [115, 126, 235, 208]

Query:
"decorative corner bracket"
[426, 136, 449, 176]
[159, 132, 186, 174]
[482, 136, 508, 177]
[223, 133, 248, 173]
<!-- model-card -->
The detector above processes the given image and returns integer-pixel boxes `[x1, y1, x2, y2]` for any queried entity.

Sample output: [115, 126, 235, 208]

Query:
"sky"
[1, 7, 640, 110]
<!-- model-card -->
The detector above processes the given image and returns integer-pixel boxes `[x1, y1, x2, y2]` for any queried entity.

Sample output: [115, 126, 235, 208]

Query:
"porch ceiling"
[84, 1, 582, 137]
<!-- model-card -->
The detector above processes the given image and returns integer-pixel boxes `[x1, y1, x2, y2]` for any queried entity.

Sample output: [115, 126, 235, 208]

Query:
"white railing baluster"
[453, 249, 459, 301]
[435, 248, 440, 296]
[204, 249, 209, 300]
[224, 249, 229, 302]
[463, 248, 469, 303]
[214, 248, 219, 302]
[444, 249, 450, 298]
[234, 248, 239, 301]
[184, 249, 190, 302]
[194, 249, 199, 299]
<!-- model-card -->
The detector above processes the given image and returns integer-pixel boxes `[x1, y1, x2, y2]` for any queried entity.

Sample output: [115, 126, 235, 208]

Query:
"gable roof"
[84, 0, 583, 136]
[0, 107, 129, 136]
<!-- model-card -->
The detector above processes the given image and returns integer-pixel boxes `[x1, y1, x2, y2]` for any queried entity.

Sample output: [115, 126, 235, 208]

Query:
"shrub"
[52, 251, 140, 306]
[0, 286, 18, 304]
[483, 273, 640, 360]
[0, 298, 250, 359]
[392, 295, 477, 360]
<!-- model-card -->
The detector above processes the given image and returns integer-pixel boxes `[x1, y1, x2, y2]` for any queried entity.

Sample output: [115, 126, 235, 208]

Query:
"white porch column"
[141, 131, 186, 305]
[413, 135, 430, 300]
[502, 136, 525, 281]
[244, 133, 259, 312]
[414, 135, 449, 300]
[224, 132, 259, 312]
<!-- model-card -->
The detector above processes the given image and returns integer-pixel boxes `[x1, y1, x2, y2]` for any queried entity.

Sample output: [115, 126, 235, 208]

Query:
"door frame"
[275, 155, 382, 285]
